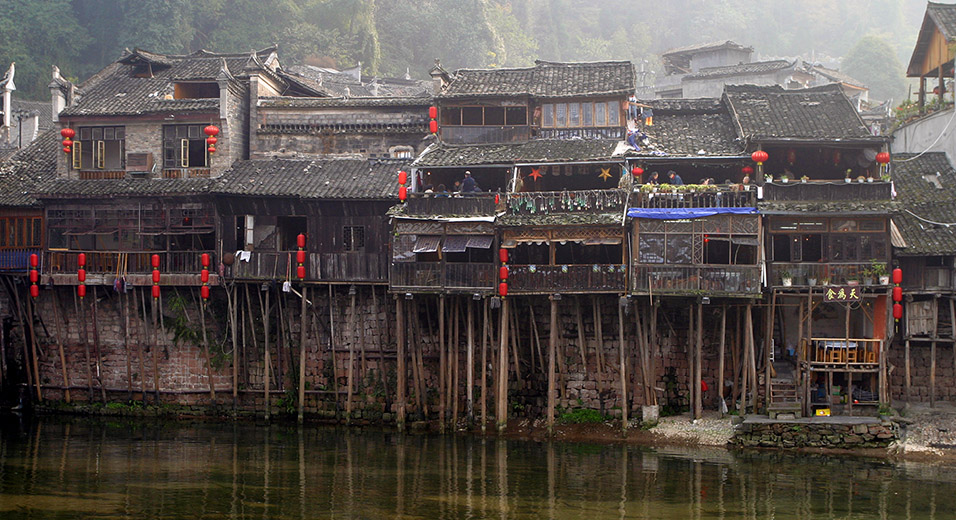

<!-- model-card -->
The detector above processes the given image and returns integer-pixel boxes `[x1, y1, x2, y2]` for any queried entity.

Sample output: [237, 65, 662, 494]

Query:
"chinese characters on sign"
[824, 286, 861, 302]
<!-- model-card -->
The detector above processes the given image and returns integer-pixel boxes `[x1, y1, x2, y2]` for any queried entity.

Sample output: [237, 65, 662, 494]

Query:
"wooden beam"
[618, 298, 628, 434]
[718, 305, 726, 415]
[497, 297, 510, 433]
[467, 298, 475, 424]
[548, 296, 558, 435]
[298, 286, 308, 423]
[396, 296, 406, 431]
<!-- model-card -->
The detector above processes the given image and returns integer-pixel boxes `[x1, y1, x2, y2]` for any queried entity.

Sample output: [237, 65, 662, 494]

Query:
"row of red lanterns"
[59, 125, 219, 155]
[60, 128, 75, 155]
[892, 267, 903, 321]
[428, 106, 438, 135]
[29, 254, 39, 298]
[200, 253, 211, 300]
[498, 248, 508, 297]
[296, 233, 307, 280]
[398, 170, 408, 202]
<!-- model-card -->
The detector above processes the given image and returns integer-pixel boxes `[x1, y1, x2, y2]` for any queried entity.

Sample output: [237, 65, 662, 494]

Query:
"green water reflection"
[0, 416, 954, 519]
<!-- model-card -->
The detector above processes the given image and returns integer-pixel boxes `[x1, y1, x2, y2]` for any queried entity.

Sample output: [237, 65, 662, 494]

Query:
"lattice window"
[343, 226, 366, 252]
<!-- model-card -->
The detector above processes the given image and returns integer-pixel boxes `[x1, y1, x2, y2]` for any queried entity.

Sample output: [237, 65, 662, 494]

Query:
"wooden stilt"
[452, 298, 460, 427]
[413, 304, 427, 415]
[905, 339, 912, 403]
[327, 285, 338, 414]
[439, 295, 446, 430]
[199, 291, 216, 402]
[51, 290, 70, 403]
[718, 305, 726, 415]
[931, 340, 937, 408]
[746, 303, 757, 412]
[467, 298, 475, 424]
[649, 300, 659, 406]
[509, 300, 521, 384]
[575, 297, 588, 374]
[529, 301, 544, 374]
[73, 287, 93, 401]
[481, 298, 490, 432]
[359, 287, 367, 377]
[496, 297, 510, 433]
[25, 292, 42, 401]
[547, 296, 558, 435]
[740, 304, 752, 414]
[263, 288, 271, 421]
[123, 290, 132, 401]
[396, 296, 406, 431]
[151, 289, 161, 404]
[618, 298, 628, 433]
[731, 306, 741, 411]
[688, 305, 696, 415]
[694, 302, 703, 420]
[346, 286, 356, 423]
[594, 296, 606, 404]
[137, 288, 148, 403]
[297, 285, 308, 423]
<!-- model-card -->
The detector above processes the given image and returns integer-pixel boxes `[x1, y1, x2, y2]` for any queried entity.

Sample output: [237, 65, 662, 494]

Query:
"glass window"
[595, 103, 606, 126]
[568, 103, 580, 127]
[542, 104, 554, 127]
[163, 124, 209, 168]
[582, 102, 593, 126]
[505, 106, 527, 125]
[607, 101, 619, 126]
[638, 235, 665, 263]
[441, 107, 462, 125]
[461, 107, 483, 125]
[555, 103, 567, 127]
[484, 107, 505, 125]
[73, 126, 125, 170]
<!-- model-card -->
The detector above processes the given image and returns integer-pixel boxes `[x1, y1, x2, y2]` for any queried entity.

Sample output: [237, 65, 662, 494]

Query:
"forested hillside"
[1, 0, 927, 101]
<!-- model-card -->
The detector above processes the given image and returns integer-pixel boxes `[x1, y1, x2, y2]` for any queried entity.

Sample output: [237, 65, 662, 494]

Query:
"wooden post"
[327, 285, 339, 414]
[931, 340, 937, 408]
[228, 285, 238, 410]
[747, 304, 757, 411]
[25, 294, 42, 401]
[396, 296, 406, 431]
[594, 296, 606, 403]
[695, 302, 703, 420]
[618, 297, 628, 433]
[122, 290, 132, 401]
[297, 285, 308, 423]
[740, 304, 751, 414]
[151, 289, 161, 404]
[466, 298, 475, 424]
[51, 290, 70, 403]
[766, 291, 777, 412]
[346, 286, 356, 424]
[263, 288, 271, 421]
[547, 296, 558, 435]
[481, 298, 489, 432]
[905, 339, 911, 403]
[439, 295, 446, 430]
[688, 305, 696, 415]
[717, 305, 726, 415]
[575, 297, 588, 372]
[452, 298, 460, 426]
[496, 297, 510, 433]
[199, 292, 216, 402]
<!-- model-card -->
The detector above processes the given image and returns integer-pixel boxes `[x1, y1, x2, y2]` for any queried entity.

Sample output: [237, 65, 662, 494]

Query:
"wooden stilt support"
[346, 286, 356, 424]
[496, 297, 510, 433]
[25, 292, 42, 401]
[52, 290, 70, 403]
[694, 302, 703, 420]
[297, 285, 308, 423]
[438, 295, 446, 430]
[740, 304, 752, 414]
[717, 305, 726, 415]
[263, 288, 271, 421]
[481, 298, 489, 432]
[123, 290, 132, 401]
[396, 296, 406, 431]
[618, 297, 628, 433]
[931, 340, 937, 408]
[151, 289, 161, 404]
[905, 338, 911, 404]
[327, 285, 339, 414]
[452, 298, 460, 427]
[547, 296, 558, 435]
[467, 298, 475, 424]
[688, 305, 696, 415]
[746, 303, 757, 412]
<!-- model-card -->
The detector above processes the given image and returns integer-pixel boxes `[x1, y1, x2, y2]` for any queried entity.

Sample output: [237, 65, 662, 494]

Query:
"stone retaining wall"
[733, 420, 898, 448]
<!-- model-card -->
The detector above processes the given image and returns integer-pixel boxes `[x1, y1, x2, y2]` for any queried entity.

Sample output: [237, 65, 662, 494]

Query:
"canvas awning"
[442, 235, 469, 253]
[466, 235, 494, 249]
[413, 235, 441, 253]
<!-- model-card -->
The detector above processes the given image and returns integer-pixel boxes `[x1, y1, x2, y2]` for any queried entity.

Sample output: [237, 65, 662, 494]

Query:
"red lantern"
[78, 269, 86, 282]
[893, 286, 903, 302]
[204, 125, 220, 137]
[631, 166, 644, 177]
[751, 150, 768, 165]
[429, 120, 438, 134]
[152, 285, 160, 299]
[201, 270, 209, 284]
[60, 128, 75, 139]
[876, 152, 890, 165]
[205, 136, 218, 146]
[429, 106, 438, 119]
[399, 186, 407, 201]
[208, 146, 216, 153]
[499, 248, 508, 263]
[494, 193, 500, 205]
[297, 265, 306, 279]
[77, 284, 87, 298]
[29, 253, 38, 267]
[498, 282, 508, 297]
[29, 270, 38, 283]
[398, 171, 408, 186]
[77, 253, 86, 267]
[63, 147, 71, 154]
[893, 268, 902, 285]
[151, 270, 160, 284]
[295, 233, 306, 249]
[62, 139, 73, 148]
[742, 166, 754, 176]
[296, 250, 306, 264]
[30, 285, 39, 299]
[201, 285, 210, 300]
[499, 266, 509, 280]
[893, 303, 903, 320]
[200, 253, 210, 267]
[151, 254, 161, 269]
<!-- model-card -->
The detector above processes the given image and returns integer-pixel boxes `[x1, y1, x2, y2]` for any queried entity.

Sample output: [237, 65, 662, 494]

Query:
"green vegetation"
[557, 408, 607, 424]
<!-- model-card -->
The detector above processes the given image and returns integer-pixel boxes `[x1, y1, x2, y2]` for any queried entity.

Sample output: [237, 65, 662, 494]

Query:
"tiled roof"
[0, 128, 58, 206]
[628, 99, 743, 157]
[685, 60, 793, 80]
[890, 152, 956, 255]
[213, 158, 409, 199]
[661, 40, 752, 58]
[497, 213, 623, 227]
[758, 199, 898, 215]
[413, 139, 621, 168]
[33, 177, 214, 199]
[440, 60, 635, 99]
[907, 2, 956, 76]
[61, 47, 275, 117]
[723, 84, 882, 142]
[929, 1, 956, 40]
[258, 96, 432, 108]
[809, 65, 866, 90]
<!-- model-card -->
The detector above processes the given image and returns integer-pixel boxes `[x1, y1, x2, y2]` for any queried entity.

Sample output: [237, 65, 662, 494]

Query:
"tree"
[842, 35, 907, 103]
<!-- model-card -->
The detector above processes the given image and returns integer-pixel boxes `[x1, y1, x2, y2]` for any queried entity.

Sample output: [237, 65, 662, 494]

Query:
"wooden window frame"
[73, 126, 125, 171]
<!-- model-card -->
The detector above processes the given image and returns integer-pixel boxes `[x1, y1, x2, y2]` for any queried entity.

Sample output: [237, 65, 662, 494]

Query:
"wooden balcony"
[227, 251, 387, 282]
[901, 266, 955, 293]
[769, 262, 890, 288]
[163, 168, 211, 179]
[805, 338, 881, 373]
[630, 186, 756, 208]
[762, 181, 892, 201]
[508, 264, 627, 294]
[390, 262, 495, 293]
[440, 125, 530, 144]
[405, 193, 497, 216]
[0, 248, 42, 272]
[631, 265, 760, 295]
[78, 170, 126, 180]
[506, 189, 626, 215]
[45, 250, 211, 274]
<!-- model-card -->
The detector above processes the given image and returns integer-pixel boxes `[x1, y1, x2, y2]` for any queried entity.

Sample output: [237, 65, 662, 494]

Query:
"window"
[277, 217, 307, 251]
[542, 104, 554, 127]
[174, 82, 219, 99]
[72, 126, 125, 170]
[444, 105, 528, 126]
[540, 101, 620, 128]
[343, 226, 366, 252]
[163, 124, 209, 168]
[235, 216, 255, 250]
[505, 107, 527, 125]
[484, 107, 505, 125]
[0, 217, 42, 248]
[389, 145, 415, 159]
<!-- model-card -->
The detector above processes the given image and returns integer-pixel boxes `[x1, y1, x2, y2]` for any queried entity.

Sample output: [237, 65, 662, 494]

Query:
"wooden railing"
[389, 262, 495, 292]
[0, 248, 42, 272]
[227, 251, 387, 282]
[631, 265, 761, 295]
[763, 181, 892, 201]
[506, 189, 626, 215]
[508, 264, 626, 294]
[538, 127, 624, 139]
[405, 194, 497, 216]
[390, 262, 442, 290]
[444, 263, 496, 291]
[440, 125, 530, 144]
[902, 266, 954, 292]
[630, 187, 756, 208]
[319, 253, 387, 282]
[806, 337, 881, 367]
[769, 262, 889, 287]
[163, 168, 211, 179]
[79, 170, 126, 180]
[45, 250, 212, 274]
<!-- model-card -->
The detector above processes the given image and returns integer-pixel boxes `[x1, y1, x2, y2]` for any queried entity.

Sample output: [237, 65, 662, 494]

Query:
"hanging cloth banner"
[626, 207, 758, 219]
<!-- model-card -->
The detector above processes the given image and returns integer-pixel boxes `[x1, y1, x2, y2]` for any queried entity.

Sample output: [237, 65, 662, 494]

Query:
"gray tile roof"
[907, 2, 956, 76]
[723, 84, 883, 143]
[627, 98, 743, 157]
[808, 65, 866, 90]
[440, 60, 635, 99]
[890, 152, 956, 255]
[413, 139, 621, 168]
[685, 60, 793, 80]
[213, 158, 410, 199]
[0, 128, 58, 207]
[661, 40, 752, 59]
[929, 1, 956, 40]
[258, 96, 432, 109]
[497, 213, 623, 227]
[758, 199, 898, 215]
[33, 177, 214, 200]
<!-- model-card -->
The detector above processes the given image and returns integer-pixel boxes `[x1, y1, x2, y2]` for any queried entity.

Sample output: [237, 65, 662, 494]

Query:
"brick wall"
[888, 340, 956, 402]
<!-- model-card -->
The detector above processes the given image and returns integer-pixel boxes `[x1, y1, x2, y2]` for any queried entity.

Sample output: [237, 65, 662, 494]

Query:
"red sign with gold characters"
[824, 286, 861, 302]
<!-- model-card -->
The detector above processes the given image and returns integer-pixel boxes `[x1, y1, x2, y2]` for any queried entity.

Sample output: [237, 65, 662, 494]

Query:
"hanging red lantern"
[29, 254, 38, 268]
[205, 136, 218, 146]
[78, 284, 87, 298]
[78, 253, 86, 267]
[151, 254, 161, 269]
[494, 193, 500, 205]
[876, 152, 890, 165]
[429, 106, 438, 119]
[60, 128, 75, 139]
[30, 285, 39, 299]
[893, 286, 903, 302]
[151, 285, 160, 299]
[200, 270, 210, 284]
[399, 186, 408, 201]
[204, 125, 220, 137]
[201, 285, 210, 300]
[296, 250, 306, 264]
[741, 166, 754, 176]
[631, 166, 644, 177]
[893, 303, 903, 320]
[151, 270, 160, 284]
[429, 120, 438, 134]
[499, 248, 508, 263]
[77, 269, 86, 283]
[893, 268, 902, 285]
[296, 233, 306, 248]
[208, 146, 216, 154]
[29, 270, 38, 283]
[499, 266, 509, 280]
[498, 282, 508, 297]
[63, 147, 71, 154]
[201, 253, 210, 267]
[297, 265, 306, 279]
[751, 150, 768, 165]
[398, 171, 408, 185]
[62, 139, 73, 148]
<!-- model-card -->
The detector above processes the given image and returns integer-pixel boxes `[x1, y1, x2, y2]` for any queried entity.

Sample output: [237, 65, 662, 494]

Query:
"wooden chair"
[845, 347, 858, 363]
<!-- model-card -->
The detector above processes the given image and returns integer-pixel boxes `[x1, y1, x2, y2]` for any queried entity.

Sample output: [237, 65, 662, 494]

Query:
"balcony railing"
[508, 264, 627, 294]
[45, 250, 212, 274]
[227, 251, 386, 282]
[631, 265, 761, 295]
[405, 194, 497, 216]
[0, 248, 42, 272]
[806, 337, 881, 369]
[440, 125, 530, 144]
[163, 168, 211, 179]
[630, 186, 756, 208]
[538, 127, 624, 139]
[506, 189, 626, 215]
[901, 266, 955, 292]
[78, 170, 126, 180]
[389, 262, 495, 292]
[762, 181, 892, 201]
[769, 262, 890, 287]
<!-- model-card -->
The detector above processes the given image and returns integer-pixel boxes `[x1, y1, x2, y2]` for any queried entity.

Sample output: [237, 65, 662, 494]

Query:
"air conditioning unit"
[126, 152, 153, 172]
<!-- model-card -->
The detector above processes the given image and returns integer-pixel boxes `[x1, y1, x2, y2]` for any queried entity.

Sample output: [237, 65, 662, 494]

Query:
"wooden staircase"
[768, 376, 801, 419]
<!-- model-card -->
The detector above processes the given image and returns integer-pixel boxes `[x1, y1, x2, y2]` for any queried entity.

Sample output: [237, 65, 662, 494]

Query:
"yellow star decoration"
[599, 167, 612, 181]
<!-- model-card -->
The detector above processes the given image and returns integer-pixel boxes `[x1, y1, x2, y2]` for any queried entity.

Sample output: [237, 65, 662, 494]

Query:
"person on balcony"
[461, 171, 478, 193]
[646, 171, 659, 185]
[667, 170, 683, 185]
[436, 184, 450, 197]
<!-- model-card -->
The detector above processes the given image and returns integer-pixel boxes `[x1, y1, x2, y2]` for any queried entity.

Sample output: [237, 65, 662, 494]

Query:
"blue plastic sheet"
[626, 207, 758, 219]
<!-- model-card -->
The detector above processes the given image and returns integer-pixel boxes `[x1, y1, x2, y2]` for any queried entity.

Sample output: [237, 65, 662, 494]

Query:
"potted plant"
[867, 175, 874, 183]
[801, 175, 809, 183]
[845, 169, 852, 183]
[870, 260, 889, 285]
[808, 276, 817, 286]
[764, 174, 773, 183]
[881, 173, 891, 182]
[821, 277, 830, 286]
[862, 267, 875, 285]
[781, 270, 793, 287]
[780, 174, 789, 183]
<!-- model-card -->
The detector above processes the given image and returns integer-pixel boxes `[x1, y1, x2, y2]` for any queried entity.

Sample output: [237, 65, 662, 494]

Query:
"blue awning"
[627, 207, 758, 219]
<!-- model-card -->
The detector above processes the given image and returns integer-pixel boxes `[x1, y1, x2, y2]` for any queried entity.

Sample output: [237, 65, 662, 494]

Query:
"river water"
[0, 416, 954, 519]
